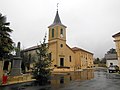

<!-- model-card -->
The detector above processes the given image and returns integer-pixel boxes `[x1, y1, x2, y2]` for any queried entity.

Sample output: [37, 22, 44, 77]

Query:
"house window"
[52, 29, 54, 38]
[69, 56, 71, 62]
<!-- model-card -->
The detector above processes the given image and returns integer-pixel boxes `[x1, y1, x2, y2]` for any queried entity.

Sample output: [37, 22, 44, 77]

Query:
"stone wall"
[6, 74, 34, 85]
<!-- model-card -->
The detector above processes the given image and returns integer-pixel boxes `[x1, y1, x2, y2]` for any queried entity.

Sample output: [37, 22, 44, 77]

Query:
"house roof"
[72, 47, 93, 55]
[112, 32, 120, 38]
[22, 43, 50, 52]
[48, 10, 66, 28]
[23, 46, 38, 52]
[22, 45, 39, 52]
[105, 53, 118, 60]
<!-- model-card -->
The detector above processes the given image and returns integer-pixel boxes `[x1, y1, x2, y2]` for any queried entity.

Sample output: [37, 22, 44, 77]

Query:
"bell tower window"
[52, 28, 54, 38]
[60, 28, 63, 35]
[60, 44, 63, 48]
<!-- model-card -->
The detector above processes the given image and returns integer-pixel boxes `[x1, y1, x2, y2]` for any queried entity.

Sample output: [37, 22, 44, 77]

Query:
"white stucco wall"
[106, 59, 118, 67]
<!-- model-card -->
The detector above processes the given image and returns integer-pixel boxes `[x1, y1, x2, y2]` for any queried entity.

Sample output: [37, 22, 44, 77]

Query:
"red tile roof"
[72, 47, 93, 55]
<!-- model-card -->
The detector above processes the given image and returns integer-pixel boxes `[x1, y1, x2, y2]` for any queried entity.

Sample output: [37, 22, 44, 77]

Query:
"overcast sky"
[0, 0, 120, 58]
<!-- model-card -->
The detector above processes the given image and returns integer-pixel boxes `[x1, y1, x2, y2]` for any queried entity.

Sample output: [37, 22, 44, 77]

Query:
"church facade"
[23, 10, 94, 72]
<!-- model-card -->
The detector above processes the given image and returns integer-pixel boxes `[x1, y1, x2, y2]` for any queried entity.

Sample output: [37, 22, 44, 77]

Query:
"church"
[23, 10, 94, 72]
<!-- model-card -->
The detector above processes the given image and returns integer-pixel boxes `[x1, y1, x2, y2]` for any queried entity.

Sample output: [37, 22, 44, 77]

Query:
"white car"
[108, 65, 119, 73]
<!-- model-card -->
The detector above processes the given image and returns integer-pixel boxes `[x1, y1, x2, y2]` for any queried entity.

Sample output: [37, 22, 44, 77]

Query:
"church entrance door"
[60, 58, 64, 66]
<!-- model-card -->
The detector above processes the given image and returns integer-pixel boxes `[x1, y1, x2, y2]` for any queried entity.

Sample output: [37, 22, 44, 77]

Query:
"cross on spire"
[57, 3, 59, 11]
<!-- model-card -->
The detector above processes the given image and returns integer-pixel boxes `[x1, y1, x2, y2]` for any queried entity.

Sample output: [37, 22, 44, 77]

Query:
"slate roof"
[22, 45, 39, 52]
[22, 43, 49, 52]
[48, 10, 66, 28]
[105, 53, 118, 60]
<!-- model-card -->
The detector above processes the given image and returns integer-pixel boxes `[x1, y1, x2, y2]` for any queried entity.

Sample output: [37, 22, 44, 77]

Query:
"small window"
[60, 44, 63, 48]
[52, 29, 54, 37]
[69, 56, 71, 62]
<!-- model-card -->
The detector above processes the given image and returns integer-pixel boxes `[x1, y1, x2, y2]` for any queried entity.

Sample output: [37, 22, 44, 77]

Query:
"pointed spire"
[48, 4, 66, 28]
[53, 3, 61, 24]
[53, 10, 61, 24]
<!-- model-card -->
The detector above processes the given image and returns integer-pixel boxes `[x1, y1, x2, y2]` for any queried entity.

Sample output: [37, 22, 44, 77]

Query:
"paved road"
[61, 69, 120, 90]
[1, 68, 120, 90]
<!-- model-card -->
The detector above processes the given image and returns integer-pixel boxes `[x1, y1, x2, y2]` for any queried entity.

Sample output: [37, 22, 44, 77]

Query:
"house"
[105, 48, 118, 67]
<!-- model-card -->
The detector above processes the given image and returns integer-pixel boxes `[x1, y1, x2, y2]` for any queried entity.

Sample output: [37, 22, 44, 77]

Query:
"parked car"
[108, 65, 119, 73]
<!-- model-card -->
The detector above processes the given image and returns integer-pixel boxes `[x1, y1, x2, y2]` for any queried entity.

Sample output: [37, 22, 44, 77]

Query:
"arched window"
[61, 28, 63, 35]
[60, 44, 63, 48]
[52, 28, 54, 38]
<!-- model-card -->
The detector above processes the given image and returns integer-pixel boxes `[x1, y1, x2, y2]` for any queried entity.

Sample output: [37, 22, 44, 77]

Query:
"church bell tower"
[48, 5, 68, 68]
[48, 9, 67, 43]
